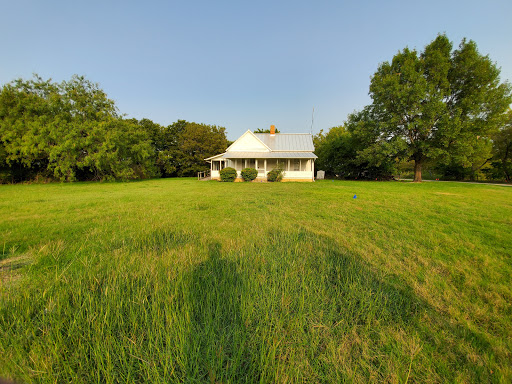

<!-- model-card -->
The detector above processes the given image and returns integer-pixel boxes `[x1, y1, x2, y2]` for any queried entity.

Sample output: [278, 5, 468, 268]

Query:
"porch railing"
[197, 170, 211, 180]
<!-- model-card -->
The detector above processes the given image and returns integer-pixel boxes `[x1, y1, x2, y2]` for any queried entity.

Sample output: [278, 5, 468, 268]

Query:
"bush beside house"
[220, 167, 237, 182]
[267, 168, 284, 182]
[241, 168, 258, 182]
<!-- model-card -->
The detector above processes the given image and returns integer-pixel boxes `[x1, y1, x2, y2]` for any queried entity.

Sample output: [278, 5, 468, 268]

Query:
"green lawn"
[1, 179, 511, 383]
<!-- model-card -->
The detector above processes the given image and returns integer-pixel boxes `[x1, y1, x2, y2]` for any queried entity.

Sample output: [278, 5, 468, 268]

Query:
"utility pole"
[311, 107, 314, 134]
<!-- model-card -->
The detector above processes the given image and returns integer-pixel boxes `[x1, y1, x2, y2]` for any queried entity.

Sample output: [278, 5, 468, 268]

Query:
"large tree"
[173, 122, 228, 177]
[490, 108, 512, 182]
[368, 34, 511, 181]
[0, 75, 157, 182]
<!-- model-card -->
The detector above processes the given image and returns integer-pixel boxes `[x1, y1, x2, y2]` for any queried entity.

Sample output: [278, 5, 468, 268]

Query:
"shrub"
[220, 167, 238, 182]
[0, 170, 12, 184]
[267, 168, 284, 182]
[241, 168, 258, 182]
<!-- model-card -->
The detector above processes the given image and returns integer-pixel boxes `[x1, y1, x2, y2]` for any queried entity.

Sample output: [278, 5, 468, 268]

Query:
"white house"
[205, 125, 317, 182]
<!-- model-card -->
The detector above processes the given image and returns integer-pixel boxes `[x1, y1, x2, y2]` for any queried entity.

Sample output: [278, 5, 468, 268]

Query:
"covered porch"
[204, 153, 227, 180]
[206, 152, 317, 181]
[223, 152, 317, 181]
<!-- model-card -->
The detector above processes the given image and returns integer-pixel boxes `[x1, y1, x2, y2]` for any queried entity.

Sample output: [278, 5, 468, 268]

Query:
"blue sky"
[2, 0, 511, 140]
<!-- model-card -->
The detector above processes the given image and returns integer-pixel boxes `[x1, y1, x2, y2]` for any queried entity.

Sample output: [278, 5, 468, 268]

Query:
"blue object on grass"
[353, 195, 357, 199]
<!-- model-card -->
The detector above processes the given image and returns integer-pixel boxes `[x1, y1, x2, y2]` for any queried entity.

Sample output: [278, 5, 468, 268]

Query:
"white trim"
[205, 153, 226, 161]
[225, 130, 272, 152]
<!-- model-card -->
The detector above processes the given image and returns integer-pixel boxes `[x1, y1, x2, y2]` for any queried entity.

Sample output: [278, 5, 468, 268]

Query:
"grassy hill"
[1, 179, 511, 383]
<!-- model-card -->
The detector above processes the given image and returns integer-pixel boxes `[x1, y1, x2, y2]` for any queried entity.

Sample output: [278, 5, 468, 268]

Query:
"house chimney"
[270, 125, 275, 135]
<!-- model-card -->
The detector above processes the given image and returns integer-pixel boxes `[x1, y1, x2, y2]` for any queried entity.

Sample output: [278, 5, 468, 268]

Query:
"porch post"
[255, 159, 258, 170]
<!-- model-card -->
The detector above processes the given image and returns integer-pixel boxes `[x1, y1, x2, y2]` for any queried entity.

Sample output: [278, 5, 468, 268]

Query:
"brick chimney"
[270, 125, 275, 135]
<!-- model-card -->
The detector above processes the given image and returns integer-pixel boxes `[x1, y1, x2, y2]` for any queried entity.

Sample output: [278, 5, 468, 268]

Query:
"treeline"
[315, 34, 512, 182]
[3, 34, 511, 184]
[0, 75, 227, 183]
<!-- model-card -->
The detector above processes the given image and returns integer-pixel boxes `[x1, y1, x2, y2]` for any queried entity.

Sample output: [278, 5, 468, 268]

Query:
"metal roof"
[223, 152, 317, 159]
[253, 133, 315, 151]
[204, 153, 226, 161]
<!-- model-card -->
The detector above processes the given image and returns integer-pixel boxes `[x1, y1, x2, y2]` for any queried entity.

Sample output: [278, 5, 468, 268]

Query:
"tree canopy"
[313, 35, 511, 182]
[156, 120, 228, 177]
[0, 75, 228, 183]
[314, 109, 402, 180]
[2, 38, 511, 185]
[490, 108, 512, 182]
[254, 128, 280, 133]
[0, 75, 158, 182]
[366, 34, 511, 181]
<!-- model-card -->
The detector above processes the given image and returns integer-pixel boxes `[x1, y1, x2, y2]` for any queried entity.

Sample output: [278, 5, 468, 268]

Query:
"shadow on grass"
[323, 240, 421, 327]
[322, 232, 501, 382]
[181, 233, 427, 382]
[265, 229, 421, 327]
[110, 229, 197, 254]
[1, 229, 497, 383]
[185, 242, 256, 382]
[259, 230, 498, 382]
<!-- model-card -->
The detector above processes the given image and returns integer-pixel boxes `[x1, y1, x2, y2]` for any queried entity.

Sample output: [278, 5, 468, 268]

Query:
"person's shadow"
[185, 242, 253, 382]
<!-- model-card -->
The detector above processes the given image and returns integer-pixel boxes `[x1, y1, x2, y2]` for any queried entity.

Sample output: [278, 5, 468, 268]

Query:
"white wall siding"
[227, 131, 270, 153]
[282, 171, 314, 180]
[208, 131, 316, 182]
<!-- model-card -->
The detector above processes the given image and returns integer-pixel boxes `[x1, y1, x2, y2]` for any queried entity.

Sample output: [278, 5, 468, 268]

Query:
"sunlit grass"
[0, 179, 511, 383]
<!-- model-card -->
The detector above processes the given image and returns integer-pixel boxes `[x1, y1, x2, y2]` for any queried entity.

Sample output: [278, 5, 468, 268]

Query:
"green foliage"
[313, 126, 350, 175]
[172, 122, 228, 177]
[143, 119, 228, 178]
[267, 168, 283, 182]
[254, 128, 280, 133]
[0, 75, 229, 183]
[0, 75, 157, 182]
[220, 167, 237, 182]
[434, 135, 494, 181]
[314, 115, 401, 180]
[241, 167, 258, 182]
[489, 109, 512, 182]
[366, 34, 512, 181]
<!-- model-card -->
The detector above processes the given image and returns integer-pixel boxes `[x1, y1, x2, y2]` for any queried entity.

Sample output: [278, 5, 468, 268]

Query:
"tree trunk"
[413, 159, 422, 182]
[504, 143, 511, 183]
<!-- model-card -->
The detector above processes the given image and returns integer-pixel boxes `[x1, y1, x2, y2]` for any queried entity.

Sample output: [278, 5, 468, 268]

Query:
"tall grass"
[0, 179, 511, 383]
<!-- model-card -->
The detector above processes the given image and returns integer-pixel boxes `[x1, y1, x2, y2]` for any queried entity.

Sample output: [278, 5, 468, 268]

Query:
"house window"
[293, 160, 300, 171]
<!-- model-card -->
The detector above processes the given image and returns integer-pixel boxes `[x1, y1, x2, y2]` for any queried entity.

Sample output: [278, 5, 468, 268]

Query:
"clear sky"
[1, 0, 511, 140]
